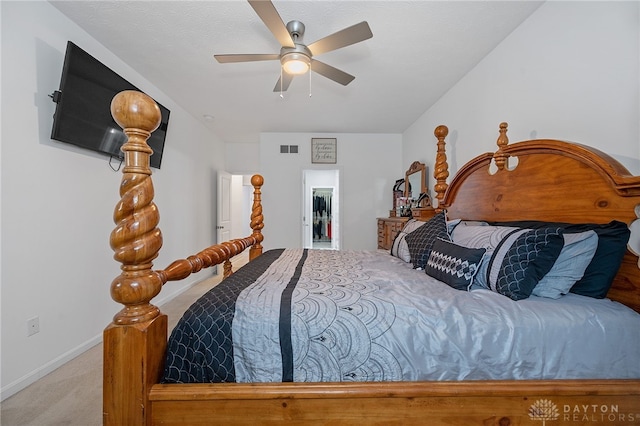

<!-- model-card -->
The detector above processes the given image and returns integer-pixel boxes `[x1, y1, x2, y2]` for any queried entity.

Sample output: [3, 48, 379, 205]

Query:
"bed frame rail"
[146, 380, 640, 425]
[158, 174, 264, 283]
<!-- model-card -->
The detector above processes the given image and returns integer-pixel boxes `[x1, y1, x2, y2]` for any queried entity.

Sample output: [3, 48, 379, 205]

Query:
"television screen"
[51, 41, 170, 169]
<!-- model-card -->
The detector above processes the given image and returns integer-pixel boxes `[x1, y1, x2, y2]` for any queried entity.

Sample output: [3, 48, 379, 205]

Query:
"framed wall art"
[311, 138, 337, 164]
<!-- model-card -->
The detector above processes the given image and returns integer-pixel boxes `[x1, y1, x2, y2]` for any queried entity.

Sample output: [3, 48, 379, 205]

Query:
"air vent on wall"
[280, 145, 299, 154]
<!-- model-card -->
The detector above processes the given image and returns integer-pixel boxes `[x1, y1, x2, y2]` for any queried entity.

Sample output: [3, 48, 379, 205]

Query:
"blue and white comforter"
[162, 249, 640, 383]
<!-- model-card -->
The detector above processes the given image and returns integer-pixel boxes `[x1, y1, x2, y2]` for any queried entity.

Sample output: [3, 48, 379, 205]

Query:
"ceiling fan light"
[281, 53, 310, 75]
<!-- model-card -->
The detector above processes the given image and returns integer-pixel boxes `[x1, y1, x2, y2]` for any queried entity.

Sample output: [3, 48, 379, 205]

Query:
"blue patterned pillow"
[490, 220, 630, 298]
[426, 239, 486, 290]
[486, 227, 564, 300]
[404, 211, 450, 269]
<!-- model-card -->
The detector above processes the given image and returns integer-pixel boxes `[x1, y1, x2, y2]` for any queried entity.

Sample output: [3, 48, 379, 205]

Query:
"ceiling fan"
[214, 0, 373, 92]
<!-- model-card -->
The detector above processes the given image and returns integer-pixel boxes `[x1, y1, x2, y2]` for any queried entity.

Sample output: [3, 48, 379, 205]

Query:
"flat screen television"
[51, 41, 170, 169]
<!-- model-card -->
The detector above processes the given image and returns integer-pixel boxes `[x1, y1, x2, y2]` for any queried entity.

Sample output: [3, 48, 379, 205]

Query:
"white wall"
[1, 1, 226, 399]
[259, 133, 402, 251]
[403, 1, 640, 179]
[226, 143, 260, 175]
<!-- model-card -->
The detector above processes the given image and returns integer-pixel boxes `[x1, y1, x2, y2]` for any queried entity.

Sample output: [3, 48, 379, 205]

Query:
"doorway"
[311, 188, 333, 249]
[303, 169, 339, 250]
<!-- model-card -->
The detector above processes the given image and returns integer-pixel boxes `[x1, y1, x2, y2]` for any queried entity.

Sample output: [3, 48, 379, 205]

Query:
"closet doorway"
[303, 169, 339, 250]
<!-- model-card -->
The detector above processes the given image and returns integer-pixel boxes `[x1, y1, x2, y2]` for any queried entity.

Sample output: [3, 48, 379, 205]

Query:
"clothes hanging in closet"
[313, 190, 332, 240]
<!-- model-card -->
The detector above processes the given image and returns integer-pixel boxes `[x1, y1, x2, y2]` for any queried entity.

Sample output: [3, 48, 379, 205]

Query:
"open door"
[217, 171, 232, 243]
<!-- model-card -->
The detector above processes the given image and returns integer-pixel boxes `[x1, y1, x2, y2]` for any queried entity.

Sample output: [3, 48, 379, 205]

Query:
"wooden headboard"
[431, 122, 640, 312]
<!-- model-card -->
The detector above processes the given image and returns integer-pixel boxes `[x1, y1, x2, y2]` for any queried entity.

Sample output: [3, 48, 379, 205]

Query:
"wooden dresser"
[377, 208, 436, 250]
[377, 217, 408, 250]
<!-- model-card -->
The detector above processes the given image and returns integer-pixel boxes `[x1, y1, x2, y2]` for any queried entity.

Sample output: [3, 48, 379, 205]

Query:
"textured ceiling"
[50, 1, 543, 143]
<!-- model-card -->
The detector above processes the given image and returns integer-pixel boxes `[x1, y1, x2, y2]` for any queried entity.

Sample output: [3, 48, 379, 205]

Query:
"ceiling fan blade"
[273, 72, 294, 92]
[311, 60, 355, 86]
[248, 0, 295, 48]
[307, 21, 373, 56]
[214, 53, 280, 63]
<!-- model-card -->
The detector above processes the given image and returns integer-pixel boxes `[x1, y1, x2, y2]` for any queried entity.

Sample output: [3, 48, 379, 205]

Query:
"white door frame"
[302, 169, 340, 250]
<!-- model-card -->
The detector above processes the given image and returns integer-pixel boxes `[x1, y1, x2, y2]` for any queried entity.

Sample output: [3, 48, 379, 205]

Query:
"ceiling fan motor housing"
[286, 20, 305, 41]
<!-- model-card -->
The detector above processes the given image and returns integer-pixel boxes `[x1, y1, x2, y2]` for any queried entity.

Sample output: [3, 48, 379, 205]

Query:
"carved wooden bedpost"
[104, 91, 167, 426]
[493, 122, 510, 171]
[249, 174, 264, 260]
[433, 125, 449, 208]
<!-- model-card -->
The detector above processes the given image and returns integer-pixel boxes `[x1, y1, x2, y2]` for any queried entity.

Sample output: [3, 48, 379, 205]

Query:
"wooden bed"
[104, 90, 640, 425]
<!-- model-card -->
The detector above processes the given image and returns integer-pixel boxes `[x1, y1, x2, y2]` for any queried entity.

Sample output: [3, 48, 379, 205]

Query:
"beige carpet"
[1, 254, 247, 426]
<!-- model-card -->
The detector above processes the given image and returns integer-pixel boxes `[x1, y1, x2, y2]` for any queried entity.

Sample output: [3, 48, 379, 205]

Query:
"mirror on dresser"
[377, 161, 436, 250]
[405, 161, 427, 200]
[404, 160, 432, 218]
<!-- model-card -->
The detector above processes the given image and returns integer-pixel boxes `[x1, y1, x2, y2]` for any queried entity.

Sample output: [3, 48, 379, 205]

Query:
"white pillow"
[532, 231, 598, 299]
[390, 219, 426, 262]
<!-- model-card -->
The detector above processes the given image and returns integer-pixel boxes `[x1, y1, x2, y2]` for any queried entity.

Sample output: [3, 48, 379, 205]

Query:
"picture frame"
[311, 138, 337, 164]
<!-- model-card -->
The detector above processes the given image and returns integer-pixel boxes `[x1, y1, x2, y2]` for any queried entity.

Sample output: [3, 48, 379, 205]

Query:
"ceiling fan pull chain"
[280, 67, 284, 99]
[309, 67, 312, 98]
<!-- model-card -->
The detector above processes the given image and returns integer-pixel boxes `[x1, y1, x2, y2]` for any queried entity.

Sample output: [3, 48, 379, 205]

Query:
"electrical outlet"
[27, 317, 40, 336]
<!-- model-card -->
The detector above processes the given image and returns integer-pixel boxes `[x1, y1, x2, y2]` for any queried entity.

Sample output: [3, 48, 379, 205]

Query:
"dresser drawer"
[377, 217, 408, 250]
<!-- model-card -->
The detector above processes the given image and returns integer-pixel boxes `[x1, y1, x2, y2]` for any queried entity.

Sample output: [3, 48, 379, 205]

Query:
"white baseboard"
[0, 333, 102, 401]
[0, 270, 218, 401]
